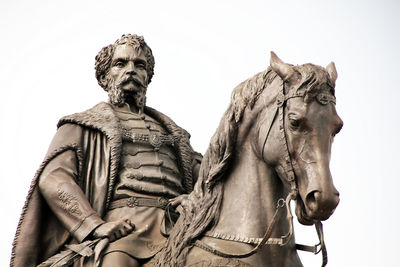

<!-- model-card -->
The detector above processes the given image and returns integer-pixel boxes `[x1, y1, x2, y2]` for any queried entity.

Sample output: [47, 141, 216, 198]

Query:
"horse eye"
[289, 118, 300, 129]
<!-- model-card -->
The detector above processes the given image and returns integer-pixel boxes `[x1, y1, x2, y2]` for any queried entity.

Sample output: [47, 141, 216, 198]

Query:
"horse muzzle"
[304, 189, 340, 221]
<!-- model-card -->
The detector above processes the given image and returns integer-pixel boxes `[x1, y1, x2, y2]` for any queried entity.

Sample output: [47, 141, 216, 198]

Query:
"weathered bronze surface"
[11, 34, 201, 267]
[153, 52, 342, 267]
[11, 35, 342, 267]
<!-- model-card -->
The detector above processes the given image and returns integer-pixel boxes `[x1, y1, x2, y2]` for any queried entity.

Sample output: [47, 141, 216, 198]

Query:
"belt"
[108, 196, 170, 210]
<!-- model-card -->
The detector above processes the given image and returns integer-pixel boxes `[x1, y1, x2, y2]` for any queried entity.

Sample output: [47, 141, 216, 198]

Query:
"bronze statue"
[11, 34, 342, 266]
[153, 52, 342, 267]
[11, 34, 202, 267]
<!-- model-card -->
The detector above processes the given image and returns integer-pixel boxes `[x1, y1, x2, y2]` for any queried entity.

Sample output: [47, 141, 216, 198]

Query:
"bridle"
[194, 82, 336, 267]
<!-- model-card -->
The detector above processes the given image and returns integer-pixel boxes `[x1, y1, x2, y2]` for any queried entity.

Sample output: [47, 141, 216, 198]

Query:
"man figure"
[11, 34, 201, 267]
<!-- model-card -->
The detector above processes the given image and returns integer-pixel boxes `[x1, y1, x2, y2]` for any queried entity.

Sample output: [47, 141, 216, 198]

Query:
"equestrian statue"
[11, 33, 342, 267]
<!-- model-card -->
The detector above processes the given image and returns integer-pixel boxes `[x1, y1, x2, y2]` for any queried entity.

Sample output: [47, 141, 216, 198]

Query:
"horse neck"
[213, 140, 287, 237]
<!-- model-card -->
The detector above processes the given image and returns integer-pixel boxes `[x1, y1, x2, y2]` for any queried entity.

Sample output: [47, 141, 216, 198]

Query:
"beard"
[105, 75, 147, 111]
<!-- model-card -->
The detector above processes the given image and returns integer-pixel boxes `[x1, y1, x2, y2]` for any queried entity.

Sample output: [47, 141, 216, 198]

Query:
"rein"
[194, 83, 333, 267]
[195, 191, 296, 259]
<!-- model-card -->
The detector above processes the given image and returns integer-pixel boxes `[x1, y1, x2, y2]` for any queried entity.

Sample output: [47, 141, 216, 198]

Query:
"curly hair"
[94, 34, 155, 90]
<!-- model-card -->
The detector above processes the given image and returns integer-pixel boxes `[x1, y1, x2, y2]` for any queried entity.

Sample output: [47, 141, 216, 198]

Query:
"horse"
[152, 52, 343, 267]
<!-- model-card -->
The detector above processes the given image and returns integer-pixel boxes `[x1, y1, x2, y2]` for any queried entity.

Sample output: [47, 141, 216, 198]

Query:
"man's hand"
[169, 194, 189, 208]
[92, 219, 135, 242]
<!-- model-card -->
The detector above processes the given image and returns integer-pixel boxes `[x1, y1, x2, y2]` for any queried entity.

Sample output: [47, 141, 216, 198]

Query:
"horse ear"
[270, 51, 295, 82]
[326, 62, 338, 84]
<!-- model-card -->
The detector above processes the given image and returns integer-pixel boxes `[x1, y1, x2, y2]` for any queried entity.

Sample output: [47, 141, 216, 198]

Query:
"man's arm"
[38, 149, 134, 242]
[170, 151, 203, 208]
[38, 150, 104, 242]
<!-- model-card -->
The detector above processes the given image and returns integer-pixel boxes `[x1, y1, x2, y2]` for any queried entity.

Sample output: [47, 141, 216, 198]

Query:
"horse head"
[262, 52, 343, 225]
[154, 52, 343, 266]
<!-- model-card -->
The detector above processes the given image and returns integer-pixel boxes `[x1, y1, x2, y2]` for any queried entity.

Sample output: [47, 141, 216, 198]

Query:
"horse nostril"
[305, 190, 321, 211]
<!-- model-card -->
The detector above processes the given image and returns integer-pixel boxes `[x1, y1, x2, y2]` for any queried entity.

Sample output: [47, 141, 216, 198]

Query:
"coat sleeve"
[38, 123, 106, 242]
[38, 149, 105, 242]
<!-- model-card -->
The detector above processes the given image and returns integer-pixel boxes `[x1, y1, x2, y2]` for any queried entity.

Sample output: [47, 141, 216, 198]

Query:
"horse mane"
[154, 68, 276, 266]
[292, 63, 335, 99]
[154, 63, 333, 266]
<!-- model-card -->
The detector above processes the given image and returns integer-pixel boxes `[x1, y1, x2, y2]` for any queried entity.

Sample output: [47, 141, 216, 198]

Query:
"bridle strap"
[277, 92, 298, 193]
[194, 83, 329, 266]
[260, 83, 302, 193]
[296, 221, 328, 267]
[194, 192, 295, 259]
[194, 204, 280, 258]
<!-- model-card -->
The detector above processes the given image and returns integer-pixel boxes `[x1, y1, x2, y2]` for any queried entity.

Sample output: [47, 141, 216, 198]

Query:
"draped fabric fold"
[11, 102, 200, 267]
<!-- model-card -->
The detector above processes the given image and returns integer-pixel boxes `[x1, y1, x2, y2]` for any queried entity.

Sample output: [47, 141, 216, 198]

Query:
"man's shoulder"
[144, 106, 190, 139]
[57, 102, 120, 135]
[58, 102, 112, 126]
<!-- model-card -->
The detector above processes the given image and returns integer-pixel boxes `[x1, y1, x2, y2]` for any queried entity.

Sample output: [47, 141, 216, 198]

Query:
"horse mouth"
[295, 199, 315, 225]
[295, 197, 338, 225]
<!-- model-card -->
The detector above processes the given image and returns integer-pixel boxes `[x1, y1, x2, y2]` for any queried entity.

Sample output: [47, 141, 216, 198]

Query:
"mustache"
[116, 76, 145, 87]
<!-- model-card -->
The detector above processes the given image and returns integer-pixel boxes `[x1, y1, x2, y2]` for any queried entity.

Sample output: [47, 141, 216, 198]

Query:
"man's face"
[108, 44, 148, 93]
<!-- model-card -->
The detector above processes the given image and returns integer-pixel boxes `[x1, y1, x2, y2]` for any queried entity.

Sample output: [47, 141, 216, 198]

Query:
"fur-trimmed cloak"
[10, 102, 201, 267]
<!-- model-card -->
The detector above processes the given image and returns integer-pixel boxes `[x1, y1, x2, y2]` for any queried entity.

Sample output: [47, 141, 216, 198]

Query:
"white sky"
[1, 0, 399, 266]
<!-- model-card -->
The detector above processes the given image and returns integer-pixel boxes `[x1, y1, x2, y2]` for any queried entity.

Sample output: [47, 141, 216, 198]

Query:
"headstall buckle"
[276, 93, 285, 107]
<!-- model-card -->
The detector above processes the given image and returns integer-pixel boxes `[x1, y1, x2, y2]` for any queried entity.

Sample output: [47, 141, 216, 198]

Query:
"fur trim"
[11, 102, 197, 266]
[11, 144, 83, 267]
[58, 102, 196, 197]
[58, 102, 122, 207]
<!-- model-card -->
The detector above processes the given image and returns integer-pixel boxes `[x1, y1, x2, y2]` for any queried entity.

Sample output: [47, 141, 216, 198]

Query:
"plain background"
[1, 1, 399, 266]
